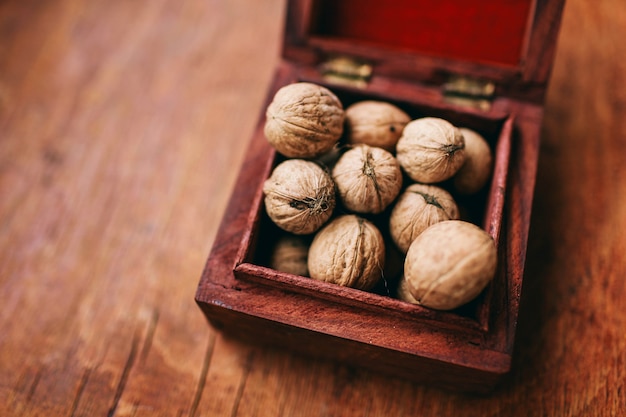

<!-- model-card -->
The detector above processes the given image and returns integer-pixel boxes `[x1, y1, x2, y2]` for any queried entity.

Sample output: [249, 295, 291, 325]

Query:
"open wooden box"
[196, 0, 566, 393]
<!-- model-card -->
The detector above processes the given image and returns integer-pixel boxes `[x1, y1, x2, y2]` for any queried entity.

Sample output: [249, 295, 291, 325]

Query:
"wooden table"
[1, 0, 624, 415]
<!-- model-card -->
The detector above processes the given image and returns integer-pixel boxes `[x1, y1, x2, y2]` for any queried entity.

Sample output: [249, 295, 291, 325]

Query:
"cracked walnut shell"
[264, 82, 344, 158]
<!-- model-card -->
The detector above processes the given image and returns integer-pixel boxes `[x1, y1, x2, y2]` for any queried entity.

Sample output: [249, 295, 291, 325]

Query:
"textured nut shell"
[454, 128, 493, 194]
[404, 220, 497, 310]
[308, 215, 385, 290]
[332, 144, 403, 214]
[345, 101, 410, 152]
[264, 82, 344, 158]
[263, 159, 335, 235]
[396, 117, 466, 183]
[389, 183, 460, 253]
[269, 235, 310, 277]
[396, 276, 419, 304]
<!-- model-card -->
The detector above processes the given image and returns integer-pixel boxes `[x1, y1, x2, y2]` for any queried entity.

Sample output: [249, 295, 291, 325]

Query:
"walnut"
[403, 220, 497, 310]
[264, 82, 344, 158]
[344, 101, 410, 152]
[453, 127, 493, 194]
[396, 275, 418, 304]
[308, 214, 385, 290]
[389, 183, 460, 253]
[263, 159, 336, 235]
[332, 144, 403, 214]
[269, 234, 310, 277]
[396, 117, 466, 183]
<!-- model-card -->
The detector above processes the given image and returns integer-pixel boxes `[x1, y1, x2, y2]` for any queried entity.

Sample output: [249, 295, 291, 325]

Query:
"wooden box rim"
[195, 64, 536, 393]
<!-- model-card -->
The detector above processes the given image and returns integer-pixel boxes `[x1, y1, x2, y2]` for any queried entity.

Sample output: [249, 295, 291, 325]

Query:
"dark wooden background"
[1, 0, 625, 415]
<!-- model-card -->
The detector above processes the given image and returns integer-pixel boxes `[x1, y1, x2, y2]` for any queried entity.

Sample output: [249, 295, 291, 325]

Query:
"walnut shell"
[344, 101, 410, 152]
[263, 159, 336, 235]
[404, 220, 497, 310]
[396, 117, 466, 183]
[389, 183, 460, 253]
[453, 128, 493, 194]
[332, 144, 403, 214]
[269, 235, 310, 277]
[396, 275, 418, 304]
[264, 82, 344, 158]
[308, 214, 385, 290]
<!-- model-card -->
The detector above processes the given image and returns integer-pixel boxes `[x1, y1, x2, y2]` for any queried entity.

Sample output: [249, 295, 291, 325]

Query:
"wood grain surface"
[1, 0, 625, 416]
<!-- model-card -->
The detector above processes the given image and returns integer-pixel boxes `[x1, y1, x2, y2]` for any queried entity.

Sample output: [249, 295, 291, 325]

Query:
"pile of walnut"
[263, 82, 496, 311]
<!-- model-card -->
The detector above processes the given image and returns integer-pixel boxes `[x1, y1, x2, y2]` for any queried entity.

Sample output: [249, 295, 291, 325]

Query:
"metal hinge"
[320, 56, 373, 88]
[442, 75, 496, 111]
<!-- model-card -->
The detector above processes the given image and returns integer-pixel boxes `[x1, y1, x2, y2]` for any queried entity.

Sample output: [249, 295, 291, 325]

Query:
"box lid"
[282, 0, 566, 103]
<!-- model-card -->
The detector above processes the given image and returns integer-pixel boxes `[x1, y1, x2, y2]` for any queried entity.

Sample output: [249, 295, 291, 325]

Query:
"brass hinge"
[320, 56, 372, 88]
[442, 75, 496, 111]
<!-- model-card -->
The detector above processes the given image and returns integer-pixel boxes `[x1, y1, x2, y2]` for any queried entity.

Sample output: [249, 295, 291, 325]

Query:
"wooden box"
[195, 0, 566, 393]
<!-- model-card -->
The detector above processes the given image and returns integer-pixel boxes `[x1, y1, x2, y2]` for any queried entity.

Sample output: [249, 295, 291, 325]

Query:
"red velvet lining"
[312, 0, 533, 67]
